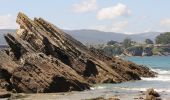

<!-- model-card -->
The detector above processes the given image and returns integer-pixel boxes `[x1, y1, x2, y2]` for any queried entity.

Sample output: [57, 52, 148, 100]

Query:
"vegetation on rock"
[156, 32, 170, 44]
[95, 32, 170, 56]
[122, 38, 132, 48]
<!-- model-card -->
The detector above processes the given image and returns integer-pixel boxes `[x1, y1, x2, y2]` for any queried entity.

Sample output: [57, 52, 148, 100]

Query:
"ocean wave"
[142, 68, 170, 82]
[151, 68, 170, 75]
[142, 75, 170, 82]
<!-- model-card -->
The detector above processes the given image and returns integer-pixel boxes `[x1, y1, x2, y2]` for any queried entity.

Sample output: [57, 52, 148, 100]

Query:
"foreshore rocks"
[145, 88, 161, 100]
[0, 12, 156, 93]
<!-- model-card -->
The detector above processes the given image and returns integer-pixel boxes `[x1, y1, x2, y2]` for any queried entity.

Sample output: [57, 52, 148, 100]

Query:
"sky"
[0, 0, 170, 34]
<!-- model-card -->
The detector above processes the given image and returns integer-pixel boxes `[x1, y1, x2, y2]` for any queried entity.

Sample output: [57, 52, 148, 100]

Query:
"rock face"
[124, 46, 153, 56]
[124, 46, 143, 56]
[0, 12, 156, 93]
[142, 47, 153, 56]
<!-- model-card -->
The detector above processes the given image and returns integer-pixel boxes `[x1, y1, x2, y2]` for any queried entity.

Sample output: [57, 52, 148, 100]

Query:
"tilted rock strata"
[0, 12, 156, 93]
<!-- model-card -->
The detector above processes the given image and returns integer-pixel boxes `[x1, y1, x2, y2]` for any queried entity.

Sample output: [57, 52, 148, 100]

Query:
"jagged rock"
[0, 89, 11, 98]
[0, 92, 11, 98]
[0, 50, 19, 91]
[11, 53, 90, 93]
[145, 88, 161, 100]
[0, 12, 156, 93]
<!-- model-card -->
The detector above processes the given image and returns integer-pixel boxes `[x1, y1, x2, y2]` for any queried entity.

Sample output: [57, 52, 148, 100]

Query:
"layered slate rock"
[0, 12, 156, 93]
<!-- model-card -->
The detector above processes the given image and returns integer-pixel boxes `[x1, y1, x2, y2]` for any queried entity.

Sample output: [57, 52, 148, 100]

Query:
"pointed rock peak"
[16, 12, 36, 31]
[17, 12, 28, 18]
[17, 12, 30, 23]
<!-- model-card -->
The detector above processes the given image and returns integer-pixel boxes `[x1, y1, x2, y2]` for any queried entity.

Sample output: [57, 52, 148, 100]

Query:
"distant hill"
[130, 32, 161, 42]
[65, 30, 128, 44]
[65, 29, 161, 44]
[0, 29, 161, 45]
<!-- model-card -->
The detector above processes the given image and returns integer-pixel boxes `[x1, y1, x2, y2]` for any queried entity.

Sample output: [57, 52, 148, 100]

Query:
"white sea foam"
[90, 86, 106, 90]
[142, 75, 170, 82]
[152, 68, 170, 75]
[142, 68, 170, 82]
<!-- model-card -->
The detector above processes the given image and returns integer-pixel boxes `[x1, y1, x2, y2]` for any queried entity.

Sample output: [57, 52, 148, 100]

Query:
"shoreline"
[0, 13, 163, 100]
[2, 69, 170, 100]
[6, 86, 170, 100]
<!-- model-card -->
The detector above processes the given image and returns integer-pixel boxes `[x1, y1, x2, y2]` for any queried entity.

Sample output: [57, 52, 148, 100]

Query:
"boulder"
[145, 88, 161, 100]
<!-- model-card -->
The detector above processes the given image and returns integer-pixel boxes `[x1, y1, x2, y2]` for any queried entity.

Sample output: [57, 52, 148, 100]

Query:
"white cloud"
[97, 3, 131, 20]
[0, 14, 17, 29]
[72, 0, 97, 13]
[91, 21, 129, 32]
[160, 18, 170, 26]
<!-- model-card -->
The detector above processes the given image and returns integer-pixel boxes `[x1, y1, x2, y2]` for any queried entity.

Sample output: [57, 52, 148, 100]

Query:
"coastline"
[0, 12, 156, 95]
[6, 86, 170, 100]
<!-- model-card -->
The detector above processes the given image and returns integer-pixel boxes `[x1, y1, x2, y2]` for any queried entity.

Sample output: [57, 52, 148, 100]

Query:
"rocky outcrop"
[142, 47, 153, 56]
[0, 12, 156, 93]
[124, 46, 143, 56]
[124, 46, 153, 56]
[0, 89, 11, 98]
[145, 88, 161, 100]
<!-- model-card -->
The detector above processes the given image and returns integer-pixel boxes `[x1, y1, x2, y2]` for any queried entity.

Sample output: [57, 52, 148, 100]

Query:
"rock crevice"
[0, 12, 156, 93]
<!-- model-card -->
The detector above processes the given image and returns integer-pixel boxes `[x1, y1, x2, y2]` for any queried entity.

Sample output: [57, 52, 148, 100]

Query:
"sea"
[25, 56, 170, 100]
[119, 56, 170, 92]
[89, 56, 170, 100]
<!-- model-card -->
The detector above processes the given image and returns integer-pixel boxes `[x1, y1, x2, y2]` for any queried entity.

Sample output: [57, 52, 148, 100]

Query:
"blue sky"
[0, 0, 170, 34]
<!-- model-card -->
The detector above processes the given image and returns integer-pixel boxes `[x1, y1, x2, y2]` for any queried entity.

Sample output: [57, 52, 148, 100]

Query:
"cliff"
[0, 12, 156, 93]
[123, 46, 153, 56]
